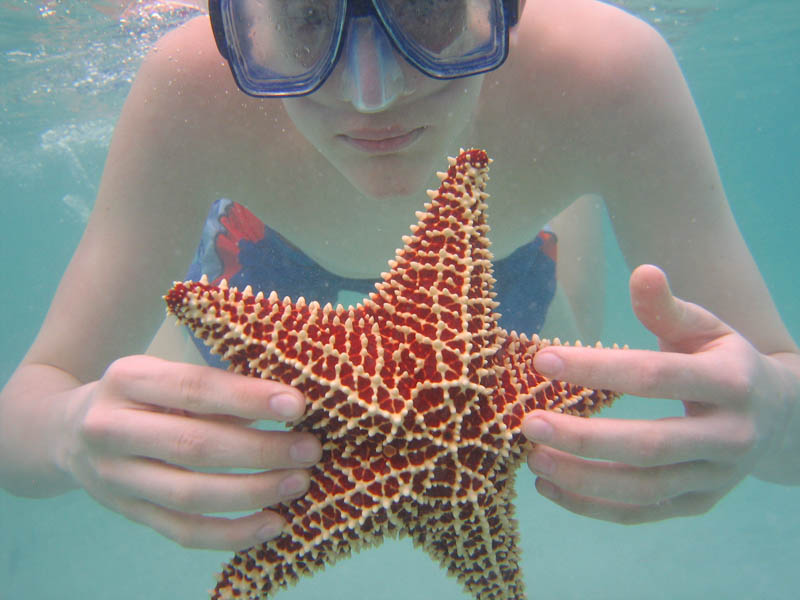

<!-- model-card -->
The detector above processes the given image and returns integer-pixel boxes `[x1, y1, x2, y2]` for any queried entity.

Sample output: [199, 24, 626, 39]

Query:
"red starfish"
[165, 149, 620, 599]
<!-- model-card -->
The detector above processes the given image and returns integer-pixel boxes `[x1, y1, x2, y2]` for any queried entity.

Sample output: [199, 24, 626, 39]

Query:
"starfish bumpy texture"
[165, 149, 620, 599]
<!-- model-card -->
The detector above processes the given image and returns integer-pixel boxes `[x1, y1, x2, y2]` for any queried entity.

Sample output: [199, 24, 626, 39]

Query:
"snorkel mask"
[209, 0, 519, 110]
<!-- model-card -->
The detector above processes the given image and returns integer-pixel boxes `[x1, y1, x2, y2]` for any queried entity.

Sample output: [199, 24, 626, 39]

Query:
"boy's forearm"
[0, 363, 86, 497]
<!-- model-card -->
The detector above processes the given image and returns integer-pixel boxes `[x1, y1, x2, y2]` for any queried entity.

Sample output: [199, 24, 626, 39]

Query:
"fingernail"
[522, 416, 553, 442]
[528, 449, 555, 476]
[279, 472, 309, 497]
[270, 393, 305, 420]
[534, 351, 563, 377]
[290, 438, 322, 464]
[256, 516, 285, 541]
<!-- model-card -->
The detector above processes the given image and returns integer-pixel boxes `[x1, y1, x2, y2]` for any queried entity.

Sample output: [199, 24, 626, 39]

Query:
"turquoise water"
[1, 1, 799, 598]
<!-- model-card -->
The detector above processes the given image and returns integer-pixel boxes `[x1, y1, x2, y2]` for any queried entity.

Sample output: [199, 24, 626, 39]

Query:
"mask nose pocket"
[340, 15, 407, 112]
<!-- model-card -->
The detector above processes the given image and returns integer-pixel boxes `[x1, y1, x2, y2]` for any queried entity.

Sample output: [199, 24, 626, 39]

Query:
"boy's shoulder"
[136, 15, 233, 100]
[122, 15, 296, 170]
[515, 0, 672, 89]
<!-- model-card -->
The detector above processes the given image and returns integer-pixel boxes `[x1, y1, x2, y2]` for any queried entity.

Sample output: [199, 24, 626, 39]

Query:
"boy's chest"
[229, 162, 563, 280]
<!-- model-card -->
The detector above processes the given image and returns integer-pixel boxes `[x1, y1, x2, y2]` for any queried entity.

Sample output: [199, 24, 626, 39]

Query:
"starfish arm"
[211, 484, 394, 599]
[164, 278, 361, 385]
[406, 473, 525, 600]
[494, 333, 621, 443]
[164, 278, 405, 427]
[371, 149, 500, 360]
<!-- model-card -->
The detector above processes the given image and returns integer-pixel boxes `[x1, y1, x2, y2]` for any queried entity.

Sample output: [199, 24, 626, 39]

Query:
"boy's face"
[211, 0, 527, 197]
[272, 0, 528, 198]
[277, 1, 526, 198]
[282, 32, 486, 199]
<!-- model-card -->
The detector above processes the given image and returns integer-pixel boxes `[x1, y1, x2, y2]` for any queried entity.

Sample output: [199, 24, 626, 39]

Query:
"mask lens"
[377, 0, 505, 76]
[223, 0, 346, 94]
[215, 0, 510, 97]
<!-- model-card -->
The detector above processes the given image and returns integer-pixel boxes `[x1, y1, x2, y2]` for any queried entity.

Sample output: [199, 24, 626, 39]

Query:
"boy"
[2, 0, 798, 552]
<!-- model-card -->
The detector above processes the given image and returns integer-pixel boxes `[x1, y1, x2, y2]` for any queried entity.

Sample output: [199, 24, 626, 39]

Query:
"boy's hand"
[523, 265, 794, 523]
[64, 355, 321, 549]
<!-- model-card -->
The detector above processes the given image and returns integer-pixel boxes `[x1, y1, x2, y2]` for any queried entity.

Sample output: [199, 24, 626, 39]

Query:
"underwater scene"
[1, 1, 799, 598]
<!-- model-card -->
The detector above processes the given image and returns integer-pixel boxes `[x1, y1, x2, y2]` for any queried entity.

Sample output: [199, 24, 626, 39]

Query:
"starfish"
[165, 149, 620, 600]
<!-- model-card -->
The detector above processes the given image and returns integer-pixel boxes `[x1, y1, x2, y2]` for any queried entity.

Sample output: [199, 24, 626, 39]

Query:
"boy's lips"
[337, 126, 427, 154]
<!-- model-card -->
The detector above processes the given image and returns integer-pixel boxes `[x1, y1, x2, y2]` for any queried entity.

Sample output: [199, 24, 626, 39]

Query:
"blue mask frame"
[208, 0, 520, 98]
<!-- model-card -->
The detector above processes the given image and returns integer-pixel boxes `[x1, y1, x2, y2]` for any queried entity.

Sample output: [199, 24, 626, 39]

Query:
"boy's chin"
[338, 153, 438, 200]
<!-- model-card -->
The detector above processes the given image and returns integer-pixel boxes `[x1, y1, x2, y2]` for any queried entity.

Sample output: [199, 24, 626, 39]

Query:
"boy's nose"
[338, 15, 409, 113]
